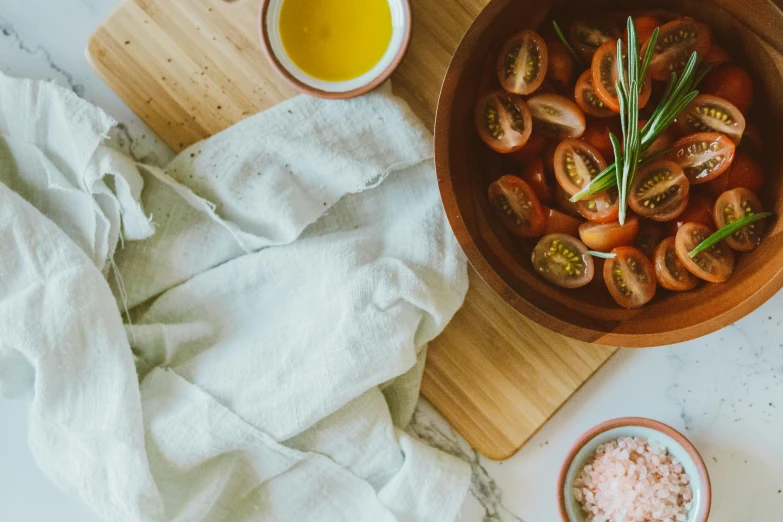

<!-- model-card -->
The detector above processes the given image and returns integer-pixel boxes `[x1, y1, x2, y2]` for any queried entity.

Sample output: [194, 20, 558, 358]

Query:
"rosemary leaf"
[688, 213, 774, 258]
[588, 251, 618, 259]
[553, 20, 585, 69]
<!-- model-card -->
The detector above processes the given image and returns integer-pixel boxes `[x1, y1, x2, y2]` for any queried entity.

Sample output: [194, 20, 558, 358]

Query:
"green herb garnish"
[688, 212, 773, 258]
[587, 250, 617, 259]
[553, 20, 585, 69]
[570, 17, 711, 214]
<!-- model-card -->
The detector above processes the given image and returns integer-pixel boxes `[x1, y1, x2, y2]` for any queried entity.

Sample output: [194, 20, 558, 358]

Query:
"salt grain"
[573, 437, 693, 522]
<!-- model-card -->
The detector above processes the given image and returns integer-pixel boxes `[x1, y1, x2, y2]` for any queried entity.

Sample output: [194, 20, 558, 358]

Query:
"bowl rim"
[433, 0, 783, 347]
[257, 0, 412, 100]
[556, 417, 712, 522]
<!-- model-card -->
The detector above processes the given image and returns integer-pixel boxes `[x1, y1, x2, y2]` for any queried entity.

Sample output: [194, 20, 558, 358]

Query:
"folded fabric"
[0, 75, 471, 521]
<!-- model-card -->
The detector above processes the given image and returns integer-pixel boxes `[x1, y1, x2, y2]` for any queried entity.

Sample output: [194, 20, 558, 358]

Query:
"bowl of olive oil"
[260, 0, 411, 99]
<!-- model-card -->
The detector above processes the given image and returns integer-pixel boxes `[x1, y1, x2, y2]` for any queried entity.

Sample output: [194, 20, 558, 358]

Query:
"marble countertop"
[1, 1, 782, 521]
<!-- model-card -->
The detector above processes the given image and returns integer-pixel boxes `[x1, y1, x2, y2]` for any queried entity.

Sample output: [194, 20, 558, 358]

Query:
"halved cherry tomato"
[704, 44, 731, 67]
[739, 122, 763, 156]
[592, 40, 653, 113]
[604, 246, 657, 308]
[576, 188, 620, 224]
[714, 187, 767, 251]
[669, 132, 736, 184]
[629, 160, 689, 221]
[531, 233, 595, 288]
[626, 16, 660, 45]
[488, 175, 546, 237]
[702, 65, 754, 114]
[581, 119, 622, 159]
[554, 139, 607, 195]
[546, 41, 575, 89]
[654, 237, 699, 291]
[527, 93, 587, 140]
[725, 150, 764, 194]
[574, 70, 617, 119]
[543, 207, 584, 236]
[579, 216, 640, 252]
[634, 222, 664, 260]
[675, 94, 746, 144]
[569, 17, 622, 63]
[519, 158, 551, 204]
[645, 126, 680, 156]
[643, 17, 711, 81]
[665, 193, 715, 235]
[675, 222, 735, 283]
[497, 30, 548, 95]
[475, 90, 533, 153]
[506, 133, 547, 165]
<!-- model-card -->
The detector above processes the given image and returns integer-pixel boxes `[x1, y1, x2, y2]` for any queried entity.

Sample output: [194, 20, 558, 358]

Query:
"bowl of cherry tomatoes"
[434, 0, 783, 346]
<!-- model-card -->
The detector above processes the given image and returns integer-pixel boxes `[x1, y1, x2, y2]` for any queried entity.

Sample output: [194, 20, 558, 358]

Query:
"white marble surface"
[1, 1, 782, 521]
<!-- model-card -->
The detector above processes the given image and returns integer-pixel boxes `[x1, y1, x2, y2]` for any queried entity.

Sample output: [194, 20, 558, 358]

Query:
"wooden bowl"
[434, 0, 783, 347]
[557, 417, 711, 522]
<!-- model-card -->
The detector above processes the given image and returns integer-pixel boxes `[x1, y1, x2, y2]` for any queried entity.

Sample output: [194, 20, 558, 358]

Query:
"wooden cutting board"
[87, 0, 617, 460]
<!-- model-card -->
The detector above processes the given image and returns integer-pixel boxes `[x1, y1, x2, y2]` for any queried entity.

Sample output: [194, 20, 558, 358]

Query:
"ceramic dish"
[433, 0, 783, 347]
[258, 0, 412, 99]
[557, 417, 711, 522]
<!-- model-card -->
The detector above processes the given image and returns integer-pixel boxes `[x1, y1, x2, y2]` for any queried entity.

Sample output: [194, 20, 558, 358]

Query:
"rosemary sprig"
[688, 212, 773, 258]
[570, 23, 710, 206]
[553, 20, 585, 69]
[587, 250, 617, 259]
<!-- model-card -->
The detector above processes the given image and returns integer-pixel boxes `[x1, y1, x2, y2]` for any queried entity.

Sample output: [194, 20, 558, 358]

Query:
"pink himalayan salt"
[573, 436, 693, 522]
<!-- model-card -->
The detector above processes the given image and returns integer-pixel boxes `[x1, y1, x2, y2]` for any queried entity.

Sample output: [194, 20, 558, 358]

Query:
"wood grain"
[86, 0, 616, 460]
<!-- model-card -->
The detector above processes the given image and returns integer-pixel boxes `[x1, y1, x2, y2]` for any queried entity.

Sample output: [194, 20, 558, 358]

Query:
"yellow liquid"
[279, 0, 393, 82]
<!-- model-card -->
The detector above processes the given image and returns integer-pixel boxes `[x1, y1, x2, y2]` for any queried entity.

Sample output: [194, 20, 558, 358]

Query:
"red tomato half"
[531, 234, 595, 288]
[579, 216, 640, 252]
[665, 193, 715, 235]
[576, 189, 620, 224]
[546, 41, 575, 89]
[629, 161, 690, 222]
[497, 30, 549, 95]
[676, 94, 746, 145]
[592, 40, 652, 113]
[669, 132, 736, 184]
[645, 126, 680, 156]
[542, 207, 584, 236]
[702, 65, 754, 114]
[488, 175, 546, 238]
[574, 70, 616, 118]
[581, 120, 622, 160]
[654, 237, 700, 291]
[726, 151, 764, 194]
[643, 17, 711, 81]
[527, 93, 587, 140]
[704, 44, 732, 68]
[475, 91, 533, 153]
[519, 159, 551, 204]
[700, 150, 765, 197]
[569, 17, 623, 63]
[604, 246, 658, 308]
[714, 188, 767, 251]
[554, 139, 607, 196]
[675, 222, 735, 283]
[506, 133, 547, 165]
[634, 222, 664, 260]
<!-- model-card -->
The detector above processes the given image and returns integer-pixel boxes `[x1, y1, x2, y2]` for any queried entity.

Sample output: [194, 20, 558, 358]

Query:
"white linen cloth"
[0, 74, 471, 521]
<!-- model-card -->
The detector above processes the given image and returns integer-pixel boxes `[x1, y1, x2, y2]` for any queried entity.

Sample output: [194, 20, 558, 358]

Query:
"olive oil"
[279, 0, 393, 82]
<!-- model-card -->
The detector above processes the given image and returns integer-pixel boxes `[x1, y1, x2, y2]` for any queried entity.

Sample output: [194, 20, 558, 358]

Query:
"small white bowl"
[558, 417, 711, 522]
[258, 0, 412, 99]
